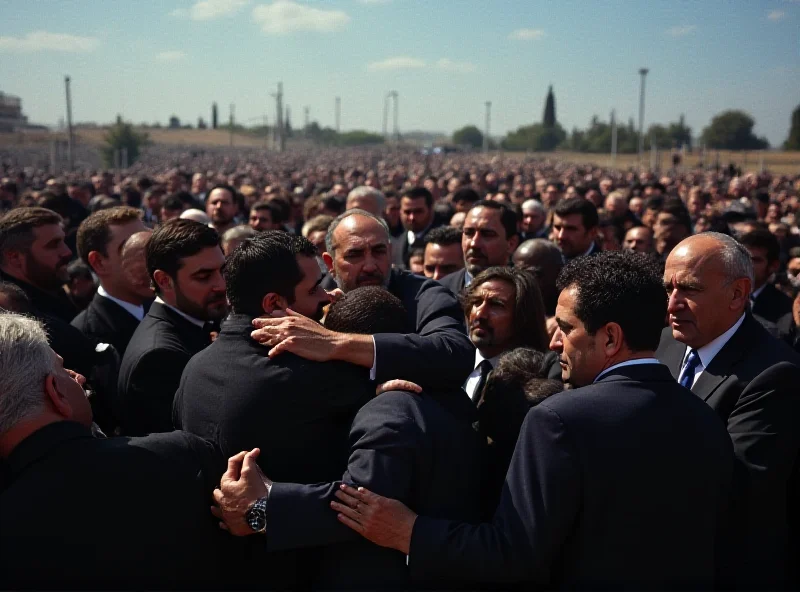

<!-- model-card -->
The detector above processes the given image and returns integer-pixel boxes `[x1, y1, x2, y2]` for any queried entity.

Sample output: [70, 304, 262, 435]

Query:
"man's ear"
[86, 251, 107, 276]
[322, 252, 334, 273]
[602, 322, 625, 357]
[507, 234, 520, 255]
[730, 277, 751, 310]
[261, 292, 285, 314]
[44, 374, 73, 419]
[152, 269, 172, 294]
[2, 248, 25, 272]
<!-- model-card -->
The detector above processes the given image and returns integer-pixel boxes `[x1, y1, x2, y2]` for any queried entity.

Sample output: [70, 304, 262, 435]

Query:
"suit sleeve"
[408, 403, 581, 585]
[119, 348, 189, 435]
[265, 394, 421, 552]
[372, 281, 473, 388]
[724, 361, 800, 579]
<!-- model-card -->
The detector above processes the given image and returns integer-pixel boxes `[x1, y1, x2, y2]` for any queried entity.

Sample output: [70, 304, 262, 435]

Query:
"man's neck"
[596, 350, 657, 376]
[0, 413, 62, 459]
[99, 282, 145, 307]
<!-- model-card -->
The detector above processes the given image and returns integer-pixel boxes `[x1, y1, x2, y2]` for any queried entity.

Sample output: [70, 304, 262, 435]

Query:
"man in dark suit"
[392, 187, 443, 269]
[71, 207, 150, 356]
[655, 232, 800, 588]
[175, 232, 374, 588]
[0, 313, 234, 590]
[331, 251, 734, 590]
[519, 198, 549, 241]
[552, 197, 601, 262]
[740, 229, 794, 323]
[210, 286, 485, 590]
[513, 238, 564, 317]
[440, 200, 519, 297]
[0, 207, 95, 376]
[117, 220, 226, 436]
[253, 209, 473, 389]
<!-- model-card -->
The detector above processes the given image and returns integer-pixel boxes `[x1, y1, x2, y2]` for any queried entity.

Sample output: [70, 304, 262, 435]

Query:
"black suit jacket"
[655, 315, 800, 587]
[71, 292, 142, 357]
[173, 314, 374, 588]
[0, 421, 234, 589]
[439, 268, 467, 297]
[392, 220, 444, 270]
[751, 282, 793, 323]
[0, 269, 78, 322]
[265, 388, 485, 589]
[377, 269, 473, 388]
[408, 364, 734, 589]
[117, 302, 211, 436]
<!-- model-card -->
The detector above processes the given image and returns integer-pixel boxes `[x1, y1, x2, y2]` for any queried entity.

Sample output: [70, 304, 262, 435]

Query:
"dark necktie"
[679, 349, 701, 389]
[472, 359, 493, 404]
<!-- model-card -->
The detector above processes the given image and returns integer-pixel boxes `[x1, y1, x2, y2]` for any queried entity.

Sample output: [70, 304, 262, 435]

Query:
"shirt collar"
[473, 348, 503, 371]
[683, 313, 746, 370]
[97, 285, 144, 321]
[154, 296, 205, 328]
[750, 284, 766, 300]
[594, 358, 661, 383]
[464, 269, 473, 287]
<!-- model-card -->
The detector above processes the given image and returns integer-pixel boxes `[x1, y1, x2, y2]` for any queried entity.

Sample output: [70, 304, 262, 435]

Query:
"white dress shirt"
[463, 350, 501, 401]
[154, 296, 205, 328]
[97, 285, 145, 321]
[679, 313, 745, 388]
[594, 358, 661, 383]
[750, 284, 766, 301]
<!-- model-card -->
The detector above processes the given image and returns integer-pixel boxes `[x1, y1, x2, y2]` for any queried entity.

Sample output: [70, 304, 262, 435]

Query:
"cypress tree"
[543, 85, 556, 128]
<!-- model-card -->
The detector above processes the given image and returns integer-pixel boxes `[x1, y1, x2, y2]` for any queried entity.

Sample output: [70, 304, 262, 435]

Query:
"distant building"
[0, 92, 28, 132]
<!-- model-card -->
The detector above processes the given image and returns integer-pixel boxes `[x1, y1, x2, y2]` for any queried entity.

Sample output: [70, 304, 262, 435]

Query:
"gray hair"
[521, 199, 545, 214]
[704, 232, 755, 287]
[0, 313, 54, 435]
[346, 186, 386, 216]
[221, 224, 257, 246]
[325, 209, 391, 256]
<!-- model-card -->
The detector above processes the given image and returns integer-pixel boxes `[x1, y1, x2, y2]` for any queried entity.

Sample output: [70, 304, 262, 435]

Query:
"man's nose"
[549, 327, 563, 352]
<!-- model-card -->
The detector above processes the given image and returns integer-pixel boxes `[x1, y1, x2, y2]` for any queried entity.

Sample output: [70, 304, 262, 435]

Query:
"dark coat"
[751, 282, 793, 324]
[407, 364, 734, 589]
[656, 315, 800, 588]
[70, 292, 143, 357]
[116, 302, 211, 436]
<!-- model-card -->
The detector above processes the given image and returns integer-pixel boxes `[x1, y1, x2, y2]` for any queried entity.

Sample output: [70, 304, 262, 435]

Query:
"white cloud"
[367, 56, 426, 71]
[156, 50, 187, 62]
[767, 10, 786, 21]
[665, 24, 697, 37]
[436, 58, 475, 73]
[252, 1, 350, 34]
[170, 0, 249, 21]
[508, 28, 545, 41]
[0, 30, 100, 53]
[357, 0, 391, 4]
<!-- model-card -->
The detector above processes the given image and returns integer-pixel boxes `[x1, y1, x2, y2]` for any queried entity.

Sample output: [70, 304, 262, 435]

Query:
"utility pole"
[304, 106, 310, 135]
[64, 75, 75, 171]
[229, 103, 235, 147]
[483, 101, 491, 153]
[335, 96, 341, 133]
[273, 82, 284, 152]
[610, 109, 618, 166]
[391, 91, 399, 142]
[637, 68, 649, 167]
[382, 92, 390, 139]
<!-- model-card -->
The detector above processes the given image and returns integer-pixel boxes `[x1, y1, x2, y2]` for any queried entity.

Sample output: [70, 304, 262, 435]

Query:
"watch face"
[247, 507, 266, 532]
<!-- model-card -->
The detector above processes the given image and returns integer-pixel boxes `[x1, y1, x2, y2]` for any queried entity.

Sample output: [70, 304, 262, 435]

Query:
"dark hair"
[173, 191, 199, 210]
[161, 194, 184, 212]
[739, 229, 780, 263]
[644, 196, 664, 211]
[0, 281, 33, 314]
[409, 246, 425, 260]
[267, 197, 290, 225]
[424, 225, 462, 247]
[468, 200, 518, 240]
[76, 206, 142, 266]
[121, 186, 142, 208]
[324, 286, 410, 335]
[251, 200, 286, 225]
[658, 199, 692, 233]
[206, 184, 237, 203]
[452, 187, 481, 204]
[479, 347, 562, 446]
[0, 207, 63, 265]
[556, 250, 666, 351]
[462, 266, 549, 352]
[146, 219, 220, 293]
[553, 197, 599, 230]
[401, 187, 433, 208]
[224, 231, 316, 316]
[67, 259, 94, 282]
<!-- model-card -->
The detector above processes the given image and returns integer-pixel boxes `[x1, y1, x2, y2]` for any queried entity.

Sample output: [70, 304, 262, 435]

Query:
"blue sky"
[1, 0, 798, 145]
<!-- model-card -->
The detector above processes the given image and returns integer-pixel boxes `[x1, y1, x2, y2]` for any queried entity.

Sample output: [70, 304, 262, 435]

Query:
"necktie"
[679, 349, 701, 389]
[472, 359, 493, 404]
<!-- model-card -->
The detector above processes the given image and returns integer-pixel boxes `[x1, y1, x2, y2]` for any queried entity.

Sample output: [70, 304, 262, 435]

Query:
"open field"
[2, 128, 799, 174]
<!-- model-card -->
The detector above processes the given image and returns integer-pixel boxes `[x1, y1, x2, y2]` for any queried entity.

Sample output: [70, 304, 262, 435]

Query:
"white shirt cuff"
[369, 335, 377, 381]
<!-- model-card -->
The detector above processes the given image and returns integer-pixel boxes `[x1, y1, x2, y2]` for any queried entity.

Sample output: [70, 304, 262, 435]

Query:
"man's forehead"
[181, 247, 224, 271]
[33, 224, 65, 239]
[465, 208, 501, 227]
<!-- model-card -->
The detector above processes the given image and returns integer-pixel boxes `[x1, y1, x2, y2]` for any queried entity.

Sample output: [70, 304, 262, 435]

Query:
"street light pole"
[483, 101, 491, 153]
[64, 76, 75, 171]
[638, 68, 649, 167]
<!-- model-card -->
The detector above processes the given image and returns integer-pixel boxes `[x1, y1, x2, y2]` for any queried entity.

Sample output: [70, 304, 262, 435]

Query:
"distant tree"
[285, 111, 293, 137]
[452, 125, 484, 148]
[211, 103, 218, 129]
[784, 104, 800, 150]
[338, 130, 384, 146]
[543, 86, 556, 128]
[699, 110, 769, 150]
[197, 117, 207, 129]
[101, 119, 150, 167]
[502, 122, 566, 152]
[168, 115, 181, 129]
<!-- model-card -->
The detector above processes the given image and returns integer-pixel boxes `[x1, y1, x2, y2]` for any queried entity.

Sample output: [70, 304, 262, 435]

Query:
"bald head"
[513, 238, 563, 315]
[346, 187, 386, 217]
[121, 230, 154, 301]
[323, 210, 392, 292]
[664, 232, 753, 349]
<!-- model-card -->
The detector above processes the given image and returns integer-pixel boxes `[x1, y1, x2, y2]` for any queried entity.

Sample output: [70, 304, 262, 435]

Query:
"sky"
[1, 0, 799, 146]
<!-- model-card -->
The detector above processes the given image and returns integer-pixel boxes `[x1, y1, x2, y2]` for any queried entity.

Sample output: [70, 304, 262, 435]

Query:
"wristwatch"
[245, 496, 268, 533]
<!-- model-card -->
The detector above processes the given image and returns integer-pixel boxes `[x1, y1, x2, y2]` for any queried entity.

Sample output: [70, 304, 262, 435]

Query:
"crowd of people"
[0, 147, 799, 589]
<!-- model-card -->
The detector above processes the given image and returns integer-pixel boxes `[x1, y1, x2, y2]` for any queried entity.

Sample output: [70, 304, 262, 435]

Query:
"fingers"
[330, 500, 362, 523]
[268, 338, 294, 358]
[335, 511, 365, 534]
[222, 451, 247, 482]
[213, 488, 224, 505]
[210, 505, 223, 520]
[376, 380, 423, 395]
[334, 484, 366, 507]
[327, 288, 345, 303]
[240, 449, 261, 476]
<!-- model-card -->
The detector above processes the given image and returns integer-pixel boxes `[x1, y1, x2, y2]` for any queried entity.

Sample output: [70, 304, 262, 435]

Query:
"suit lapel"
[692, 316, 754, 402]
[656, 329, 686, 380]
